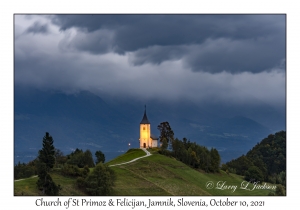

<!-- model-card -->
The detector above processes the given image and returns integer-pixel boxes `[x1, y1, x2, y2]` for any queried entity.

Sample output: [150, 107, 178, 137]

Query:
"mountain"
[14, 86, 286, 164]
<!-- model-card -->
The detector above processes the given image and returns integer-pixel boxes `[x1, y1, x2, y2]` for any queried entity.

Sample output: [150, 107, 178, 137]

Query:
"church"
[139, 106, 158, 148]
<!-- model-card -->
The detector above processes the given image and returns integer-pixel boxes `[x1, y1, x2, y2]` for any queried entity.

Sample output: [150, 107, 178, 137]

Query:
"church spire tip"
[140, 105, 150, 124]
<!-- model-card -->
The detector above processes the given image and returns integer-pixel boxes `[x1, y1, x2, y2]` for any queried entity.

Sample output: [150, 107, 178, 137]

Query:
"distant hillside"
[224, 131, 286, 185]
[14, 149, 276, 196]
[14, 87, 285, 164]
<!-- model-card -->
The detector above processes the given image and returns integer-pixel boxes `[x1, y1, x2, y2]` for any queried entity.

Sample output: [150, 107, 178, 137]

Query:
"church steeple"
[139, 105, 157, 148]
[140, 105, 150, 124]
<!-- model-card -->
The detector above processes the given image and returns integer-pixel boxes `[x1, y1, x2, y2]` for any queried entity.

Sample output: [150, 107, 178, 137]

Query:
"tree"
[275, 185, 286, 196]
[190, 150, 200, 168]
[36, 162, 61, 195]
[161, 137, 168, 150]
[67, 149, 95, 168]
[83, 163, 116, 195]
[157, 122, 174, 149]
[83, 150, 95, 167]
[38, 132, 55, 172]
[210, 148, 221, 172]
[36, 132, 60, 195]
[14, 161, 37, 180]
[95, 150, 105, 164]
[244, 166, 264, 182]
[55, 149, 67, 166]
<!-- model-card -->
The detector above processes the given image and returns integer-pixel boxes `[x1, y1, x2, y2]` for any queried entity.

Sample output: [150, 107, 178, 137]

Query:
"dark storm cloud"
[50, 14, 286, 73]
[14, 15, 286, 109]
[129, 45, 187, 65]
[184, 36, 286, 73]
[25, 21, 49, 34]
[58, 29, 114, 54]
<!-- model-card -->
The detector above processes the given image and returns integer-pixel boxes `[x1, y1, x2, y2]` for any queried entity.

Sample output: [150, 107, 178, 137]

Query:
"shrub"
[83, 163, 116, 196]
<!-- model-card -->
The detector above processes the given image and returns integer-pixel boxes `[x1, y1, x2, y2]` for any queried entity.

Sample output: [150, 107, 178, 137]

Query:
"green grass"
[14, 149, 277, 196]
[14, 176, 39, 196]
[105, 148, 146, 166]
[111, 153, 276, 196]
[111, 167, 172, 195]
[50, 172, 88, 196]
[14, 172, 88, 196]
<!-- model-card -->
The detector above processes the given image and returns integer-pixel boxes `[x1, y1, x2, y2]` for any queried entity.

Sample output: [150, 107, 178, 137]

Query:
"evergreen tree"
[36, 161, 61, 195]
[38, 132, 55, 172]
[36, 132, 60, 195]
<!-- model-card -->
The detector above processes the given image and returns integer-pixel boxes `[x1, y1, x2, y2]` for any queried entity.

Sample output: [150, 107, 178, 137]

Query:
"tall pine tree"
[38, 132, 55, 172]
[37, 132, 60, 195]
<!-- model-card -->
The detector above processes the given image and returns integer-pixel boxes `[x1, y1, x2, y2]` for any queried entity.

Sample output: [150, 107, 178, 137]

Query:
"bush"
[76, 177, 86, 189]
[83, 163, 116, 196]
[67, 149, 95, 168]
[61, 164, 82, 177]
[82, 165, 90, 178]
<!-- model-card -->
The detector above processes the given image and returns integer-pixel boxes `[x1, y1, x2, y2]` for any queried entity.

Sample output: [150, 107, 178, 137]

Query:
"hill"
[224, 130, 286, 186]
[14, 149, 276, 196]
[14, 87, 285, 165]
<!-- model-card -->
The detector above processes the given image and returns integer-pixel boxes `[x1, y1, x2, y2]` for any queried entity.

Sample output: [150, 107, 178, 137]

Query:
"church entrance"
[143, 143, 146, 148]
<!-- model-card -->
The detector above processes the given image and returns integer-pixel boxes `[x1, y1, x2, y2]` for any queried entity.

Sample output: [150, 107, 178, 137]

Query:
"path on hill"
[14, 175, 37, 182]
[109, 148, 151, 167]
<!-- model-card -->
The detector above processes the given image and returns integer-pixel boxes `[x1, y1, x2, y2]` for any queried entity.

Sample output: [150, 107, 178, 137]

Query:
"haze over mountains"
[14, 86, 285, 164]
[14, 15, 286, 165]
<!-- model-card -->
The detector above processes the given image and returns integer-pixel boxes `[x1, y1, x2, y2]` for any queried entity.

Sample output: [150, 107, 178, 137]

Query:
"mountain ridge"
[14, 87, 285, 164]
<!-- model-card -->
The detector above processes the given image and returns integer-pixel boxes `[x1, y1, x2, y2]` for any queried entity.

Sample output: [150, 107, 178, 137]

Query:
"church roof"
[150, 134, 158, 140]
[140, 107, 150, 124]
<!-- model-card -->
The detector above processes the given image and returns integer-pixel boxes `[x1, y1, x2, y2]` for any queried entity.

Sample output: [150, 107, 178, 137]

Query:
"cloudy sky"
[14, 14, 286, 108]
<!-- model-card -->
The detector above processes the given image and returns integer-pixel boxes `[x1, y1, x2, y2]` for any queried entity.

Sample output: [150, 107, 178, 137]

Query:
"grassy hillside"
[15, 149, 276, 196]
[110, 152, 274, 196]
[105, 149, 146, 165]
[14, 170, 88, 196]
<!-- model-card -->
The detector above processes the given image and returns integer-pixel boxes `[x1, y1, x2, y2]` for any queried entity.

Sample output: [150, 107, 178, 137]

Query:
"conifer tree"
[38, 132, 55, 172]
[36, 132, 60, 195]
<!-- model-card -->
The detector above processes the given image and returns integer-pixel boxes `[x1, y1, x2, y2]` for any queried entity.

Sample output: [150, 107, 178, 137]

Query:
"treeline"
[222, 131, 286, 186]
[14, 148, 99, 180]
[14, 160, 37, 180]
[14, 132, 114, 196]
[161, 138, 220, 173]
[157, 122, 220, 173]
